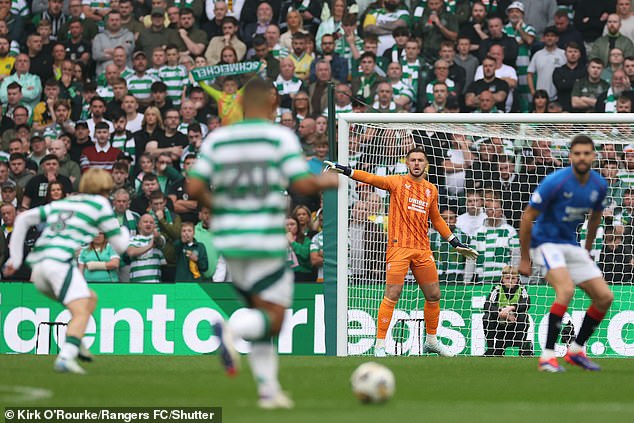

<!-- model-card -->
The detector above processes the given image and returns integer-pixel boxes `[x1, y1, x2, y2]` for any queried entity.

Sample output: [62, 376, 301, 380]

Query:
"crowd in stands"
[0, 0, 633, 284]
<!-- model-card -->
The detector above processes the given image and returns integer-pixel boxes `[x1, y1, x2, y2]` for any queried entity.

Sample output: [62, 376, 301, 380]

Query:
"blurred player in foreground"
[325, 147, 479, 358]
[3, 169, 130, 374]
[187, 78, 338, 409]
[519, 135, 613, 372]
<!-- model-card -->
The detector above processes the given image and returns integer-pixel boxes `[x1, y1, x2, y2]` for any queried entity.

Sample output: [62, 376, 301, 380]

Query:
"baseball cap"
[151, 7, 164, 16]
[75, 121, 89, 128]
[506, 1, 525, 13]
[30, 133, 44, 143]
[1, 181, 16, 191]
[133, 50, 146, 59]
[543, 26, 558, 36]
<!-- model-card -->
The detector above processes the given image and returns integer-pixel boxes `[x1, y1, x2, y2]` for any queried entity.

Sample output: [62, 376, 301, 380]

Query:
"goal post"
[334, 113, 634, 358]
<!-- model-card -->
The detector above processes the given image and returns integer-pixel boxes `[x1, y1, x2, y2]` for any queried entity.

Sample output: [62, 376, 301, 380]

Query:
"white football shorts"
[30, 259, 92, 305]
[225, 257, 294, 307]
[530, 243, 602, 285]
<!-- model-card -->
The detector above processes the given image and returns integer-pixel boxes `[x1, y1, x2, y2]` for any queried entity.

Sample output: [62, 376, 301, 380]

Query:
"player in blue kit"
[519, 135, 614, 373]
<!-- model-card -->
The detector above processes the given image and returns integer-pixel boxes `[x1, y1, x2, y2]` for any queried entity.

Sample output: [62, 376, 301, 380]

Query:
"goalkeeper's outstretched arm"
[323, 161, 392, 191]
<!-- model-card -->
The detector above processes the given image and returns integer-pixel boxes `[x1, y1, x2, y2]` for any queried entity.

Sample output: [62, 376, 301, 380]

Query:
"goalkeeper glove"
[448, 235, 479, 260]
[323, 160, 353, 177]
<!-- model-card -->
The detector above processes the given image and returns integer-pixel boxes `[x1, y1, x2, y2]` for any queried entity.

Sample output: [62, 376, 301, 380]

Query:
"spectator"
[553, 9, 587, 61]
[527, 26, 566, 101]
[471, 198, 520, 282]
[118, 0, 144, 37]
[458, 0, 489, 53]
[111, 162, 135, 199]
[478, 16, 518, 66]
[315, 0, 346, 52]
[590, 13, 634, 66]
[174, 221, 208, 282]
[78, 232, 120, 282]
[92, 10, 135, 75]
[2, 81, 32, 120]
[137, 8, 178, 59]
[601, 159, 626, 210]
[202, 0, 228, 40]
[310, 33, 348, 83]
[425, 59, 456, 105]
[386, 62, 415, 111]
[49, 138, 80, 190]
[27, 134, 48, 166]
[603, 47, 626, 82]
[288, 32, 313, 81]
[530, 89, 549, 113]
[80, 121, 122, 173]
[309, 213, 324, 282]
[465, 56, 509, 112]
[279, 0, 322, 36]
[0, 54, 42, 112]
[429, 208, 470, 282]
[8, 153, 32, 190]
[131, 106, 163, 166]
[194, 205, 226, 282]
[454, 37, 480, 93]
[264, 24, 289, 59]
[595, 68, 632, 112]
[600, 225, 633, 283]
[352, 52, 385, 104]
[438, 40, 467, 97]
[204, 16, 245, 65]
[363, 0, 410, 56]
[373, 81, 403, 112]
[483, 265, 533, 356]
[27, 31, 53, 83]
[86, 97, 114, 139]
[285, 214, 313, 282]
[523, 0, 557, 39]
[412, 0, 457, 59]
[308, 60, 336, 115]
[174, 8, 208, 56]
[571, 58, 609, 112]
[618, 145, 634, 187]
[241, 1, 273, 49]
[127, 213, 167, 283]
[503, 1, 536, 112]
[21, 154, 73, 209]
[146, 108, 188, 167]
[607, 0, 634, 43]
[423, 81, 449, 112]
[252, 35, 280, 80]
[553, 42, 586, 112]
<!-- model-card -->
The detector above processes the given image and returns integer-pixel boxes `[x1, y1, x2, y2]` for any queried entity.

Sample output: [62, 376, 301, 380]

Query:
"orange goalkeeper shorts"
[385, 247, 438, 285]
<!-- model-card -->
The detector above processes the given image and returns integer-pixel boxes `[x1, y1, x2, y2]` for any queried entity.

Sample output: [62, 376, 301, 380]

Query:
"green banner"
[348, 284, 634, 357]
[191, 62, 261, 81]
[0, 283, 324, 355]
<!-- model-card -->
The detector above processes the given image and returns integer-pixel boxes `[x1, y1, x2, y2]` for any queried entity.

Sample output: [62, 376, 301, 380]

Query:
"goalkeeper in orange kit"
[325, 147, 479, 357]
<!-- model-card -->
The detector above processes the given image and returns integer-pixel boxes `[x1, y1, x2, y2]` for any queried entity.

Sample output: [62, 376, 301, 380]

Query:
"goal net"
[335, 113, 634, 358]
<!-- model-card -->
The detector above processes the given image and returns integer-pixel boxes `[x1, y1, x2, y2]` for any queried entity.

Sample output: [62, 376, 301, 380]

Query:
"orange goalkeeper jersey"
[352, 170, 452, 251]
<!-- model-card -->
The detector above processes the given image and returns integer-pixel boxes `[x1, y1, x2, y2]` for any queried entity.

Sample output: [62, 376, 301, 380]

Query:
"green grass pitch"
[1, 355, 633, 423]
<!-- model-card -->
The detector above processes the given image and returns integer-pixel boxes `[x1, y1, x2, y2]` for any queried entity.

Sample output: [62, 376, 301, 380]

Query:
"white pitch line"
[0, 385, 53, 403]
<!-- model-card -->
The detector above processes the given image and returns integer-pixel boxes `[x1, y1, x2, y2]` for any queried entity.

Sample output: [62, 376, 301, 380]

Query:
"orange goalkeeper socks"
[376, 297, 397, 340]
[424, 300, 440, 336]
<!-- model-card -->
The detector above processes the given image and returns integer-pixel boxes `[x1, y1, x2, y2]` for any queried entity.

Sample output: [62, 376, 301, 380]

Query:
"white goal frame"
[335, 113, 634, 357]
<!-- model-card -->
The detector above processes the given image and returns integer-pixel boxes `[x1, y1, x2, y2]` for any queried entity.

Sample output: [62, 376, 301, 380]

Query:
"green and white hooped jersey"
[189, 119, 311, 259]
[158, 65, 189, 105]
[129, 234, 166, 283]
[27, 194, 121, 266]
[126, 73, 159, 100]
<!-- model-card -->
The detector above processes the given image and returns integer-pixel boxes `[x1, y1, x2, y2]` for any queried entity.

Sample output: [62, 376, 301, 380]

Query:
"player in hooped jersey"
[519, 135, 613, 372]
[187, 79, 338, 409]
[3, 169, 130, 374]
[326, 148, 479, 357]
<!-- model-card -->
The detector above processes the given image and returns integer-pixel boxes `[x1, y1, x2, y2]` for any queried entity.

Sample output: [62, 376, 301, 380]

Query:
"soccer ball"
[350, 362, 395, 404]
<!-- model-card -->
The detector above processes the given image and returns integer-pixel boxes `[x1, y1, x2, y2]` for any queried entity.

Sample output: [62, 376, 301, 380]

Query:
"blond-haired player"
[4, 169, 130, 374]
